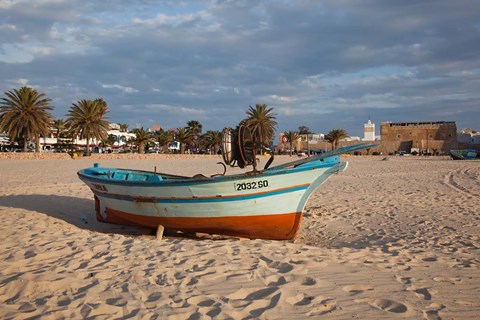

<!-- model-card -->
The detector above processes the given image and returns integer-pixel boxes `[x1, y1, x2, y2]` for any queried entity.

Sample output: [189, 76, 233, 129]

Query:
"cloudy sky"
[1, 0, 479, 138]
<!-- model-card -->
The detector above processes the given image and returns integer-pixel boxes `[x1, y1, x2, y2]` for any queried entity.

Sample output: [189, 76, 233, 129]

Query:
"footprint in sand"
[106, 297, 128, 307]
[57, 296, 72, 307]
[355, 298, 408, 313]
[227, 286, 278, 301]
[226, 287, 281, 318]
[286, 293, 315, 306]
[408, 287, 432, 300]
[395, 275, 412, 285]
[422, 256, 438, 262]
[422, 303, 445, 320]
[306, 298, 337, 316]
[285, 292, 336, 315]
[187, 296, 216, 307]
[342, 284, 373, 295]
[259, 255, 294, 273]
[18, 302, 36, 313]
[264, 275, 287, 286]
[144, 292, 162, 309]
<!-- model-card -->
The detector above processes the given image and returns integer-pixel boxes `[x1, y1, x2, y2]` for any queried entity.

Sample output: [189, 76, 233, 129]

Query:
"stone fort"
[378, 121, 457, 154]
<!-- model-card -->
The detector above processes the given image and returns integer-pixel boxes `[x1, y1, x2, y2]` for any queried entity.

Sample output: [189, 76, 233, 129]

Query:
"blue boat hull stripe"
[93, 184, 309, 203]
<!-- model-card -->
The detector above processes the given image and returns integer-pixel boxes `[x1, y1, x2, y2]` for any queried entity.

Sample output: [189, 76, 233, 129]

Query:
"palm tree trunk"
[23, 137, 28, 152]
[35, 134, 41, 153]
[86, 136, 90, 156]
[139, 143, 145, 154]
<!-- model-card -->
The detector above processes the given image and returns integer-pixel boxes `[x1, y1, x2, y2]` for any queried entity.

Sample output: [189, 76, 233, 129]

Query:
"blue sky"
[1, 0, 479, 137]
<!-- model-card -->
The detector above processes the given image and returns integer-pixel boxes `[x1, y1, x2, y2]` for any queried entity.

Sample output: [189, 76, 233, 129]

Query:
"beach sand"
[0, 155, 479, 319]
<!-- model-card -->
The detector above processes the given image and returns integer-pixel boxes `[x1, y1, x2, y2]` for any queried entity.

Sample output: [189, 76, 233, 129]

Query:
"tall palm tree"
[284, 130, 300, 156]
[52, 118, 65, 144]
[186, 120, 203, 136]
[241, 104, 277, 149]
[324, 129, 348, 150]
[65, 99, 110, 156]
[203, 130, 221, 154]
[0, 86, 54, 152]
[175, 127, 196, 154]
[154, 129, 173, 154]
[131, 127, 154, 154]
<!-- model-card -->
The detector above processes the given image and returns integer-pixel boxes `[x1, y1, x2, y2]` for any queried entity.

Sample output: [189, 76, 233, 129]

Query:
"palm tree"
[176, 127, 196, 154]
[65, 99, 110, 156]
[186, 120, 203, 136]
[284, 131, 300, 156]
[119, 123, 129, 133]
[203, 130, 222, 154]
[52, 119, 65, 144]
[0, 87, 54, 152]
[324, 129, 348, 150]
[298, 126, 310, 135]
[241, 104, 277, 149]
[298, 125, 312, 154]
[154, 129, 173, 154]
[99, 134, 116, 151]
[131, 127, 154, 154]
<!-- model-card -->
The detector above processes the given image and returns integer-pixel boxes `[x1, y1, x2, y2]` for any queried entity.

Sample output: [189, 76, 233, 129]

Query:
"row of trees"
[282, 128, 349, 155]
[0, 87, 285, 155]
[0, 87, 111, 155]
[116, 105, 278, 155]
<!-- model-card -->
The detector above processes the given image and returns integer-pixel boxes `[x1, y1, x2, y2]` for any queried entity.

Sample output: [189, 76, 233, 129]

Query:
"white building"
[0, 133, 11, 151]
[300, 133, 324, 143]
[39, 125, 136, 152]
[363, 119, 376, 141]
[457, 128, 480, 144]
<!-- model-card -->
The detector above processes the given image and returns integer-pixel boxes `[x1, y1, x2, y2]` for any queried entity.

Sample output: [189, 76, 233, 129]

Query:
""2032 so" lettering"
[234, 180, 269, 191]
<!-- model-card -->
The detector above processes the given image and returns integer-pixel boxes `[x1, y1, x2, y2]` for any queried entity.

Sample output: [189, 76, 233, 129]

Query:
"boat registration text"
[234, 180, 269, 191]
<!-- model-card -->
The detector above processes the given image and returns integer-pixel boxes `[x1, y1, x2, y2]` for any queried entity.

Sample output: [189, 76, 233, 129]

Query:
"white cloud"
[100, 83, 139, 94]
[276, 107, 298, 116]
[0, 0, 19, 9]
[266, 95, 293, 103]
[17, 78, 29, 85]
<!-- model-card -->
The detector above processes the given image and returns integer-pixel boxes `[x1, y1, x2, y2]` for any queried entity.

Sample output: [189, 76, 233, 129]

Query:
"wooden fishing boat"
[78, 126, 374, 240]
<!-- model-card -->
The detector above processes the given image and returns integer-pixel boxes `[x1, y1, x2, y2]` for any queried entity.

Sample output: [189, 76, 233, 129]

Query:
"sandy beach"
[0, 155, 479, 319]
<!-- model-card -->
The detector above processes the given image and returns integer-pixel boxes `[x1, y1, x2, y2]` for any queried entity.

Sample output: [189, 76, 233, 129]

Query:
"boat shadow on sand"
[0, 194, 153, 236]
[0, 194, 250, 240]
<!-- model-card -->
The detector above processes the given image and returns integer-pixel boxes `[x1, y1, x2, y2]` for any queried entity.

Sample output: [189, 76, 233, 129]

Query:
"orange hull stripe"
[104, 207, 303, 240]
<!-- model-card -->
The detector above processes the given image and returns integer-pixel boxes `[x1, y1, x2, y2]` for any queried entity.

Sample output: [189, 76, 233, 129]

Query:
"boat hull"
[78, 158, 346, 240]
[100, 203, 303, 240]
[450, 149, 478, 160]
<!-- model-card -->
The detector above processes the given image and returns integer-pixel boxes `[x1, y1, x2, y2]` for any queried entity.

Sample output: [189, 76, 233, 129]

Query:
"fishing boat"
[450, 149, 478, 160]
[78, 126, 375, 240]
